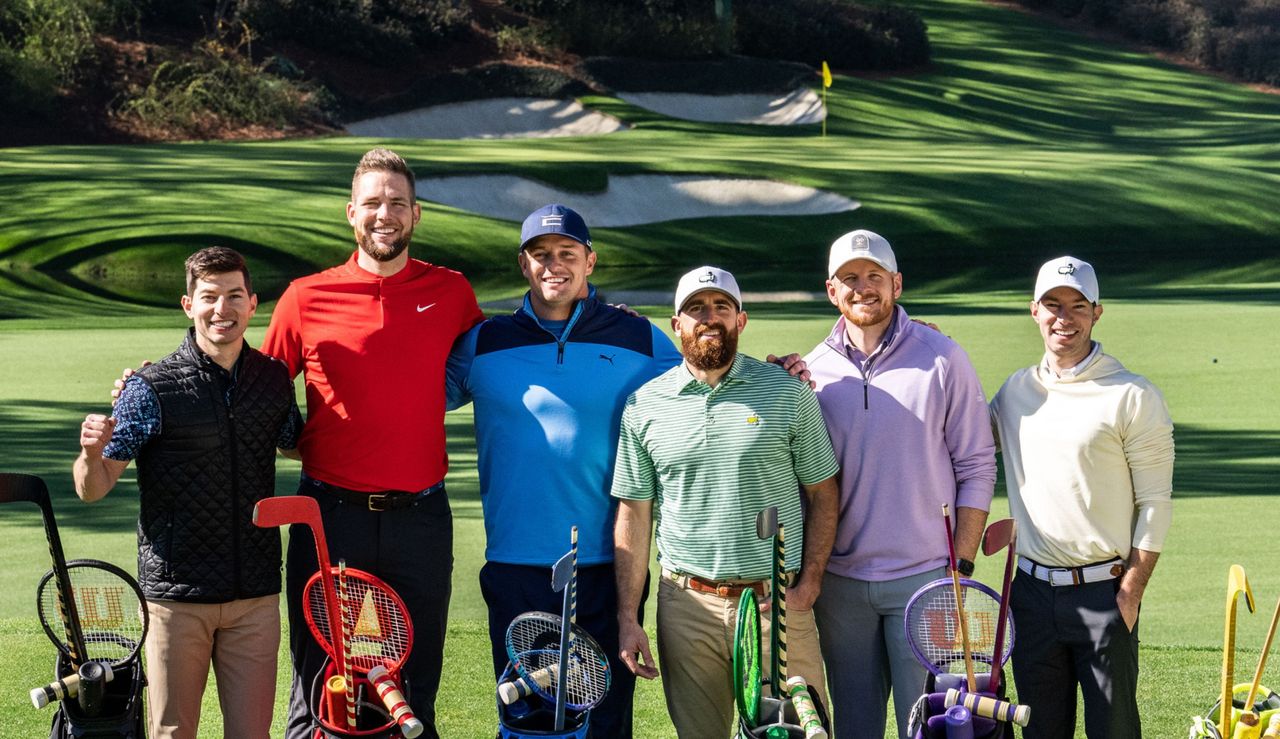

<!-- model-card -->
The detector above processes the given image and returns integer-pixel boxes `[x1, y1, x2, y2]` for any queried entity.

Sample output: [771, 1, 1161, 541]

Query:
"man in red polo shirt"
[263, 148, 483, 739]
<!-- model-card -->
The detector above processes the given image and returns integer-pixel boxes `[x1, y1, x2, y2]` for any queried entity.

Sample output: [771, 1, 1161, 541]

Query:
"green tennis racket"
[733, 588, 762, 728]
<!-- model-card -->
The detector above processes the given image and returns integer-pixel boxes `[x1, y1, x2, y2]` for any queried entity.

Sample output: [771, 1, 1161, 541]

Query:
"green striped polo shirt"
[611, 353, 840, 581]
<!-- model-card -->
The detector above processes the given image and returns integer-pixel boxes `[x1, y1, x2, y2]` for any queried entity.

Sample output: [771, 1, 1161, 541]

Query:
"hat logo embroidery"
[1058, 263, 1076, 275]
[541, 215, 563, 227]
[698, 270, 717, 284]
[853, 233, 869, 249]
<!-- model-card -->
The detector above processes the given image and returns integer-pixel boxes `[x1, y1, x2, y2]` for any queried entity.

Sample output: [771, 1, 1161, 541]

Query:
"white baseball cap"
[674, 266, 742, 312]
[1034, 256, 1099, 304]
[828, 229, 897, 276]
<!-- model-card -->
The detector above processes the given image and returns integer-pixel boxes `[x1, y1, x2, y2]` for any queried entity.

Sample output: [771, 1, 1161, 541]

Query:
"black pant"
[1010, 571, 1141, 739]
[285, 478, 453, 739]
[479, 561, 648, 739]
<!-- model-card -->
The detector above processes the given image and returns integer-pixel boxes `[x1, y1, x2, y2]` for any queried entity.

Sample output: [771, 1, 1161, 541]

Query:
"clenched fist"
[80, 414, 117, 457]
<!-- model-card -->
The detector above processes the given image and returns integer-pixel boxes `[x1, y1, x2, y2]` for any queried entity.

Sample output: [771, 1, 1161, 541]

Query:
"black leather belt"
[305, 476, 445, 512]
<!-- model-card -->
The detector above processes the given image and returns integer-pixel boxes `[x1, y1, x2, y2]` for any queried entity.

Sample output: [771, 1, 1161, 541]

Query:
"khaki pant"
[656, 571, 827, 739]
[144, 594, 279, 739]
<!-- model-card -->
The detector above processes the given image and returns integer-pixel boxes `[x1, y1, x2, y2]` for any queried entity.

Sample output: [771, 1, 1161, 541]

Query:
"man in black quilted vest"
[73, 246, 302, 739]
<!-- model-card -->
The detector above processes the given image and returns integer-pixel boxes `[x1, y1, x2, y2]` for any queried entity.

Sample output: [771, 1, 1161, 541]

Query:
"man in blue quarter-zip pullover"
[446, 204, 683, 737]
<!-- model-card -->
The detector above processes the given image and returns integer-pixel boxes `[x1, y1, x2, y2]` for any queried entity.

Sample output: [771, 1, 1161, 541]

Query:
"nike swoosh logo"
[417, 303, 436, 312]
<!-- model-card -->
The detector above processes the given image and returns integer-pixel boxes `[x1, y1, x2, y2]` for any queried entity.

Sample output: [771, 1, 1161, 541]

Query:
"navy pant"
[479, 561, 647, 739]
[1010, 571, 1141, 739]
[285, 478, 453, 739]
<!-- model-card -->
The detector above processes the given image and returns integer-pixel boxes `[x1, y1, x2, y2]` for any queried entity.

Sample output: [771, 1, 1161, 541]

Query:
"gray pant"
[813, 568, 943, 739]
[1010, 570, 1141, 739]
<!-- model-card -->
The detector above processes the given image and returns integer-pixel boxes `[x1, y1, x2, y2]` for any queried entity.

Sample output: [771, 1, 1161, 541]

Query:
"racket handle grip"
[945, 705, 974, 739]
[1235, 713, 1262, 739]
[944, 688, 1030, 727]
[784, 676, 827, 739]
[497, 665, 558, 705]
[325, 675, 349, 728]
[76, 661, 108, 717]
[369, 665, 423, 739]
[1263, 714, 1280, 738]
[30, 664, 115, 708]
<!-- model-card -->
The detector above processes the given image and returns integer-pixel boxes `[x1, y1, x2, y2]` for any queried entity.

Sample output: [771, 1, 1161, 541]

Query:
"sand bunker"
[416, 174, 857, 227]
[346, 98, 628, 139]
[617, 87, 825, 125]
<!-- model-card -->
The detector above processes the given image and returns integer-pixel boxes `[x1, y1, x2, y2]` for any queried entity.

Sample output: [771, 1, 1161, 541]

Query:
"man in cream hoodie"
[991, 256, 1174, 739]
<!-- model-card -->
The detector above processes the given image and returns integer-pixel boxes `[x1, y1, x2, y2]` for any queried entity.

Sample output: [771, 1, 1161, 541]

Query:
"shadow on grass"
[1173, 424, 1280, 497]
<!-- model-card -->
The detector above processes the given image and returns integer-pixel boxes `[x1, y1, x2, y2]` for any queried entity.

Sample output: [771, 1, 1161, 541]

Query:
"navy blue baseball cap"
[519, 204, 592, 251]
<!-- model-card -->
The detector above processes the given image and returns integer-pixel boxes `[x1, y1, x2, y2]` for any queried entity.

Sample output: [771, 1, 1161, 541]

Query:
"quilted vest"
[134, 329, 293, 602]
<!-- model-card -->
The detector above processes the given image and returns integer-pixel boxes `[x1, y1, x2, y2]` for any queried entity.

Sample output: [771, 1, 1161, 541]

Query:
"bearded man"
[262, 148, 484, 738]
[611, 266, 840, 738]
[803, 230, 997, 738]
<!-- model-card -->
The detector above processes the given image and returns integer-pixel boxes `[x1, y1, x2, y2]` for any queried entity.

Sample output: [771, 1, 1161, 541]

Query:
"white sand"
[617, 87, 825, 125]
[345, 97, 627, 139]
[416, 174, 857, 227]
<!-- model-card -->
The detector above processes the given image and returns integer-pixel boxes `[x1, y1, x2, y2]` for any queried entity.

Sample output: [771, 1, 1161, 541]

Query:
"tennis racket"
[0, 473, 89, 667]
[302, 565, 413, 675]
[905, 577, 1012, 678]
[503, 611, 610, 713]
[733, 588, 762, 727]
[37, 559, 147, 670]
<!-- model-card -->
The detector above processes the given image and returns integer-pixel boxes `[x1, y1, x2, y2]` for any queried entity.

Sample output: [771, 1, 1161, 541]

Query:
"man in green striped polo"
[612, 265, 841, 738]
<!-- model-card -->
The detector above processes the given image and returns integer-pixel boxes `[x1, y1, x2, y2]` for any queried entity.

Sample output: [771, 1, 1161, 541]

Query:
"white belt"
[1018, 557, 1125, 587]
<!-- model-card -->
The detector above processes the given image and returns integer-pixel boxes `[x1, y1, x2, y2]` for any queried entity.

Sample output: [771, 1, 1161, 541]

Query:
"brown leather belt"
[665, 569, 766, 599]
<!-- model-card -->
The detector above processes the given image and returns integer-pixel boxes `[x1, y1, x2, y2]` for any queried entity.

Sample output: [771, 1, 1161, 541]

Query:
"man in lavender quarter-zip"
[804, 230, 997, 738]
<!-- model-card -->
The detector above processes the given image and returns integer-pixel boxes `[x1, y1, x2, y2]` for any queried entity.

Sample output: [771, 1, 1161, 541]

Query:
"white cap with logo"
[828, 229, 897, 276]
[674, 266, 743, 313]
[1034, 256, 1099, 304]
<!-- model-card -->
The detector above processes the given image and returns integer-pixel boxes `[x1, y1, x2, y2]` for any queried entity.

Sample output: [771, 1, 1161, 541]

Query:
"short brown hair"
[185, 246, 252, 295]
[351, 148, 416, 197]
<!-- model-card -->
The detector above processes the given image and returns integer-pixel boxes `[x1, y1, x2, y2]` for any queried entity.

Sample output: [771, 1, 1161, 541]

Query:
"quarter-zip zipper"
[223, 368, 242, 599]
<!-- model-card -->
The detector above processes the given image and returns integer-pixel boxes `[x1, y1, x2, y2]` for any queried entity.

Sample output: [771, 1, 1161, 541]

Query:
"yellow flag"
[822, 61, 832, 88]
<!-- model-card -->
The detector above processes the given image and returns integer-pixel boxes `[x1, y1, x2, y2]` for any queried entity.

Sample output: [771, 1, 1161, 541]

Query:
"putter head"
[1228, 564, 1257, 614]
[551, 550, 574, 593]
[0, 472, 51, 507]
[981, 519, 1016, 556]
[252, 495, 320, 530]
[756, 506, 779, 540]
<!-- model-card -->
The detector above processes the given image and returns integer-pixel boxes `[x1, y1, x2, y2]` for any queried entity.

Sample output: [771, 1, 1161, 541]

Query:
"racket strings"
[38, 564, 144, 664]
[507, 613, 610, 709]
[905, 582, 1010, 673]
[305, 571, 412, 671]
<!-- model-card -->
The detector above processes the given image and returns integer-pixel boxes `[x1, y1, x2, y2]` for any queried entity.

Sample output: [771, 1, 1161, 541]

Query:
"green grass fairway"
[1, 0, 1278, 734]
[1, 296, 1278, 736]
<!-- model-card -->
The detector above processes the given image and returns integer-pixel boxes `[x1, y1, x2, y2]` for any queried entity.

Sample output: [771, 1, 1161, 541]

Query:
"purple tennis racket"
[905, 578, 1013, 676]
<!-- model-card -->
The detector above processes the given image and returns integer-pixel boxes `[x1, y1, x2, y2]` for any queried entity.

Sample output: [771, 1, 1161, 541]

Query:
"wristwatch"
[957, 558, 975, 577]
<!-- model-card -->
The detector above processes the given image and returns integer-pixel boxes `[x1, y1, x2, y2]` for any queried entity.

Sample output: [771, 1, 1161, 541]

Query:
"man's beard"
[681, 323, 738, 371]
[842, 294, 895, 328]
[358, 229, 411, 263]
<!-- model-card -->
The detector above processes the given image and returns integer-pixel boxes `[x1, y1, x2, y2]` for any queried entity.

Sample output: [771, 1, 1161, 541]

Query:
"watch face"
[958, 559, 975, 576]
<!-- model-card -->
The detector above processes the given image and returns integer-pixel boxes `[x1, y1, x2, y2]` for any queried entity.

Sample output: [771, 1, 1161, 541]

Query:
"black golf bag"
[47, 653, 145, 739]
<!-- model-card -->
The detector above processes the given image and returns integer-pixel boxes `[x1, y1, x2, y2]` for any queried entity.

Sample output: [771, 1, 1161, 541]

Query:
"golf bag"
[1188, 683, 1280, 738]
[308, 656, 404, 739]
[46, 653, 145, 739]
[907, 672, 1015, 739]
[736, 690, 831, 739]
[496, 661, 590, 739]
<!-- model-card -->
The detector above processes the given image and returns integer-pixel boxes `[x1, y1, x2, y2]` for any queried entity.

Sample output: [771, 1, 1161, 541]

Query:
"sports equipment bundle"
[904, 515, 1020, 739]
[497, 527, 611, 738]
[2, 473, 147, 738]
[735, 506, 830, 738]
[254, 496, 422, 738]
